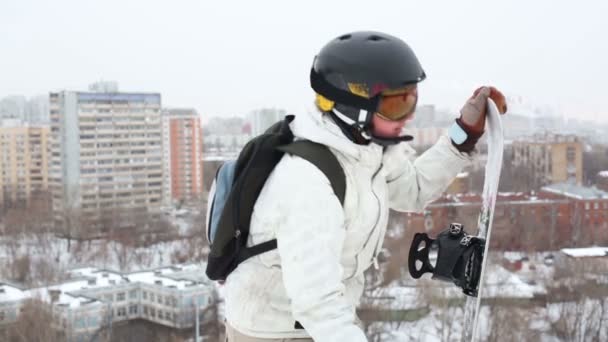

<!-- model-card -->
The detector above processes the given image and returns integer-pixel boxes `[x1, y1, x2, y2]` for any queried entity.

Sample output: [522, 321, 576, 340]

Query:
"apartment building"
[162, 108, 203, 206]
[0, 120, 50, 209]
[512, 133, 583, 188]
[49, 88, 163, 229]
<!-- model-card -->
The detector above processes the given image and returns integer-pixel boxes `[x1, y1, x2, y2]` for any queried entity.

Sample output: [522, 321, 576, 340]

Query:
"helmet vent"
[338, 34, 352, 41]
[367, 35, 385, 42]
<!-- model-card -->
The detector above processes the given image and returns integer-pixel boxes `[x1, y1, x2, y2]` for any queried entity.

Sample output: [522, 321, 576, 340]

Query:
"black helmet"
[310, 31, 426, 145]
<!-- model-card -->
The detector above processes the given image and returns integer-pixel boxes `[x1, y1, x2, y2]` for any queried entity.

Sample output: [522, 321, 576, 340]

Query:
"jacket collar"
[290, 109, 384, 163]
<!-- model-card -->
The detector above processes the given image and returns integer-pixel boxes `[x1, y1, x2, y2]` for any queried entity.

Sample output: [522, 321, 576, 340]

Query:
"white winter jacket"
[224, 110, 473, 341]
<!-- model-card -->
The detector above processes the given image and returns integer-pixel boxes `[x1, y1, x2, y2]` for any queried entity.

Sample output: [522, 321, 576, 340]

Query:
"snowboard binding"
[408, 223, 485, 297]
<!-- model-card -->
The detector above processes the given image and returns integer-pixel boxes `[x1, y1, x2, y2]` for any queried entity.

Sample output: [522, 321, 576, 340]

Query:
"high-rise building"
[25, 95, 50, 124]
[248, 108, 286, 136]
[0, 120, 50, 209]
[0, 96, 27, 121]
[49, 88, 163, 230]
[162, 108, 203, 206]
[512, 133, 583, 188]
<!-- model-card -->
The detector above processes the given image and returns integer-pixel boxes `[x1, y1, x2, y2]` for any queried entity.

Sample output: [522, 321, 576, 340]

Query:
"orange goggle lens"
[376, 88, 418, 121]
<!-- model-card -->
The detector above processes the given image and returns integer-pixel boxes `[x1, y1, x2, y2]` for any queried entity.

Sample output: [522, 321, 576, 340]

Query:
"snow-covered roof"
[70, 264, 210, 290]
[127, 270, 199, 290]
[29, 287, 103, 309]
[68, 269, 128, 288]
[203, 154, 238, 162]
[361, 285, 425, 311]
[560, 247, 608, 258]
[0, 281, 104, 308]
[1, 263, 211, 307]
[0, 283, 29, 302]
[541, 182, 608, 200]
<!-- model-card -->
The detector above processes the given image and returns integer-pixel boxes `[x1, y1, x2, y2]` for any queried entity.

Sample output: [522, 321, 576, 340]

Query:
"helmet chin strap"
[331, 108, 413, 146]
[369, 133, 414, 146]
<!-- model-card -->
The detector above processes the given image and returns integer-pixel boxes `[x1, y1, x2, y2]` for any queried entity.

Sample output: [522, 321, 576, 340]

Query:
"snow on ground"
[0, 232, 207, 282]
[369, 301, 603, 342]
[483, 264, 547, 298]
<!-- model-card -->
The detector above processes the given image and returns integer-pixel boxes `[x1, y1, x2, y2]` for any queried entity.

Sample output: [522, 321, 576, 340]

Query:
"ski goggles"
[376, 85, 418, 121]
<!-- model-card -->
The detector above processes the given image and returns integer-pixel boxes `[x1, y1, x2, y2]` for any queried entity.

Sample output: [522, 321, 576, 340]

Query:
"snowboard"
[461, 98, 505, 341]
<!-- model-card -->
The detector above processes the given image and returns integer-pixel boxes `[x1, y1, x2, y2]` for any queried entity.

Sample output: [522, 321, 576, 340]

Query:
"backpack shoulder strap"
[277, 140, 346, 205]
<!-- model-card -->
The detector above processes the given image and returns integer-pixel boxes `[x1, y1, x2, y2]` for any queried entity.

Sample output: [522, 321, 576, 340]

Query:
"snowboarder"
[222, 31, 507, 342]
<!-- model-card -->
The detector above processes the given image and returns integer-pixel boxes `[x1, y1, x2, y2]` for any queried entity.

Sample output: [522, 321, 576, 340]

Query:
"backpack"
[205, 115, 346, 281]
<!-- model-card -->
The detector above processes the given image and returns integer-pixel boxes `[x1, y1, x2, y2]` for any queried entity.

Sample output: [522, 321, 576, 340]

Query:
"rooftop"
[541, 182, 608, 200]
[561, 247, 608, 258]
[163, 108, 199, 117]
[514, 133, 581, 144]
[1, 263, 210, 308]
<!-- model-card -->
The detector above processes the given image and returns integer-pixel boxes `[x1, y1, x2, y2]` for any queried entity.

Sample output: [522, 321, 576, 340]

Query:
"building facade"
[49, 90, 164, 230]
[0, 120, 50, 209]
[399, 183, 608, 251]
[162, 108, 203, 206]
[511, 133, 583, 189]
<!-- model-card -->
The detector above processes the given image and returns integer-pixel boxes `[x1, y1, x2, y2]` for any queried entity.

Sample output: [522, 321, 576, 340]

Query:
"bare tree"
[486, 303, 533, 342]
[55, 194, 82, 252]
[5, 298, 60, 342]
[548, 255, 608, 341]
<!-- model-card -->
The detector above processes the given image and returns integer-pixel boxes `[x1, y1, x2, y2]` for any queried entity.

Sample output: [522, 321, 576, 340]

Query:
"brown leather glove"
[459, 86, 508, 135]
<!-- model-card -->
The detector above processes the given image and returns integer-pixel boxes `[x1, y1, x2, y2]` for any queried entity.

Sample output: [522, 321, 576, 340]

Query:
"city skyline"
[1, 0, 607, 123]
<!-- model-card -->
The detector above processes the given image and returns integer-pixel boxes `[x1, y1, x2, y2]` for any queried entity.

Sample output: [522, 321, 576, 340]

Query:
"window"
[165, 311, 171, 321]
[88, 316, 100, 328]
[150, 308, 156, 318]
[143, 306, 148, 316]
[157, 295, 163, 304]
[594, 202, 599, 210]
[142, 291, 147, 300]
[129, 305, 138, 315]
[150, 293, 155, 302]
[116, 307, 126, 317]
[74, 317, 86, 329]
[157, 310, 163, 319]
[129, 289, 138, 299]
[116, 292, 126, 301]
[585, 203, 590, 210]
[566, 146, 576, 162]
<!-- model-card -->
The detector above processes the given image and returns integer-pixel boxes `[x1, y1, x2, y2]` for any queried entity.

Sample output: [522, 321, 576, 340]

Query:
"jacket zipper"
[345, 162, 383, 280]
[366, 163, 384, 270]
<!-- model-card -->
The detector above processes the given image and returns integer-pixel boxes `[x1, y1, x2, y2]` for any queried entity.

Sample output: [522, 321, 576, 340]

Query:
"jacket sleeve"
[383, 135, 474, 212]
[265, 155, 368, 342]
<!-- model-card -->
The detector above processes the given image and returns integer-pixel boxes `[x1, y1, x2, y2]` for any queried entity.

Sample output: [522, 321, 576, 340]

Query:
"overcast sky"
[1, 0, 607, 123]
